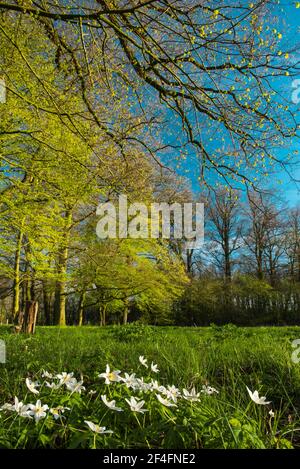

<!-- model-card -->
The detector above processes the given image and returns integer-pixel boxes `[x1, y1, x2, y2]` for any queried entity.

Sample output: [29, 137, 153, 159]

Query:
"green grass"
[0, 323, 300, 449]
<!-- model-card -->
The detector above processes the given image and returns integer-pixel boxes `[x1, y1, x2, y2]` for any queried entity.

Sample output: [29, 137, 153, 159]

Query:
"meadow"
[0, 323, 300, 449]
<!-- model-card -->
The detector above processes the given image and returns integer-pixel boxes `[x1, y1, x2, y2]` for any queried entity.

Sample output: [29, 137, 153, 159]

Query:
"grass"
[0, 323, 300, 449]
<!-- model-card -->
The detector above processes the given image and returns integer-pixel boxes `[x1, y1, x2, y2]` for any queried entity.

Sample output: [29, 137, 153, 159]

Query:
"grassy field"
[0, 323, 300, 449]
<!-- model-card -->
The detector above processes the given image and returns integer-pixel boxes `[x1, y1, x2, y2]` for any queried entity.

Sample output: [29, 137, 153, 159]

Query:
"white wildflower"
[41, 370, 53, 379]
[150, 362, 159, 373]
[156, 393, 177, 407]
[66, 379, 85, 394]
[121, 373, 138, 390]
[1, 397, 32, 418]
[183, 387, 201, 402]
[0, 402, 14, 411]
[246, 387, 271, 405]
[98, 365, 122, 384]
[56, 372, 75, 386]
[139, 356, 148, 368]
[201, 385, 219, 395]
[136, 377, 152, 392]
[165, 385, 181, 403]
[101, 395, 123, 412]
[28, 400, 49, 422]
[125, 396, 148, 413]
[25, 378, 40, 395]
[45, 381, 60, 390]
[150, 380, 166, 394]
[50, 406, 69, 420]
[84, 420, 113, 434]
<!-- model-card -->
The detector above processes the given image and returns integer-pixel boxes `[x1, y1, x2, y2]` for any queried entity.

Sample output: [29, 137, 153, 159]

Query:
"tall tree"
[205, 188, 242, 281]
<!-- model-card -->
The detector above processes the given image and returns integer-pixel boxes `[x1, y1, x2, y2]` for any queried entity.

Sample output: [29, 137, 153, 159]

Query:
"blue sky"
[157, 2, 300, 208]
[273, 2, 300, 205]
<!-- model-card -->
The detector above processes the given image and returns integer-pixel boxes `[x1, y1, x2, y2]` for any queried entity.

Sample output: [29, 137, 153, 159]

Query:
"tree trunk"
[12, 228, 24, 321]
[43, 281, 52, 325]
[99, 303, 107, 326]
[30, 279, 35, 301]
[298, 245, 300, 282]
[25, 301, 38, 333]
[123, 300, 129, 325]
[224, 254, 231, 281]
[23, 237, 33, 307]
[17, 301, 38, 334]
[224, 233, 231, 281]
[54, 277, 67, 326]
[54, 210, 72, 326]
[186, 249, 194, 275]
[78, 291, 86, 326]
[256, 247, 264, 280]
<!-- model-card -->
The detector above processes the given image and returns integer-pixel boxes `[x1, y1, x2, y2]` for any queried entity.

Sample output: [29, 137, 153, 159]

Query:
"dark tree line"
[178, 189, 300, 326]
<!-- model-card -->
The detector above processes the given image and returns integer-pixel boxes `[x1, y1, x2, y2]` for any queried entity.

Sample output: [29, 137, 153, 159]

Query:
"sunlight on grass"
[0, 325, 299, 448]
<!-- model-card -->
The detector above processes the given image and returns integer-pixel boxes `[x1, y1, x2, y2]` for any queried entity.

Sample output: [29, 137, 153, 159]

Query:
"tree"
[242, 191, 285, 283]
[284, 207, 300, 282]
[1, 1, 300, 328]
[0, 11, 165, 325]
[0, 1, 299, 188]
[204, 188, 242, 281]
